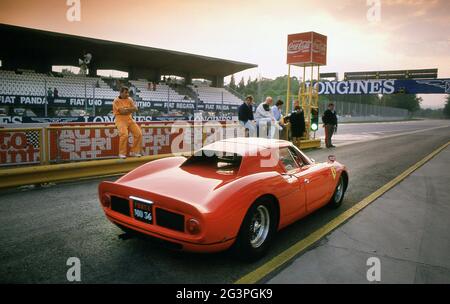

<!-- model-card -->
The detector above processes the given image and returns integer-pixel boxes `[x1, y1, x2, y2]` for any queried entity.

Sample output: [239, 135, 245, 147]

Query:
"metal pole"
[93, 84, 96, 116]
[44, 79, 48, 117]
[84, 76, 87, 114]
[221, 91, 224, 118]
[167, 85, 170, 114]
[301, 65, 306, 110]
[286, 64, 291, 115]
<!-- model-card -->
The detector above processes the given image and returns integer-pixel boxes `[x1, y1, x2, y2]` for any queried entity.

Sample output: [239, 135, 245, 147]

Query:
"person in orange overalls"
[113, 87, 143, 158]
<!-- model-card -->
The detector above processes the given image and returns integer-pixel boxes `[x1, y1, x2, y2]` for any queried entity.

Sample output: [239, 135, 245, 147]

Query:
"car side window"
[279, 148, 300, 172]
[290, 145, 311, 166]
[288, 146, 305, 167]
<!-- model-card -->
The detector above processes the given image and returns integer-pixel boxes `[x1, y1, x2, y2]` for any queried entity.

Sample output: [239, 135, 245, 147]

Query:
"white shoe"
[130, 152, 142, 157]
[119, 154, 127, 159]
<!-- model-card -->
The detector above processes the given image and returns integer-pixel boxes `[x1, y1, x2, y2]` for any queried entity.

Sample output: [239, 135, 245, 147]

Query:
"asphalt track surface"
[0, 120, 449, 283]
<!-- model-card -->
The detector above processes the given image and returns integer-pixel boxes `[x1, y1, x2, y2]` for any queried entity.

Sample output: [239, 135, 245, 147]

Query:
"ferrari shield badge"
[331, 167, 337, 180]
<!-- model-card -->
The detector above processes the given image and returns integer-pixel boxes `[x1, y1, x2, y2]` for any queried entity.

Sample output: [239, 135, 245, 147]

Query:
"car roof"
[201, 137, 291, 156]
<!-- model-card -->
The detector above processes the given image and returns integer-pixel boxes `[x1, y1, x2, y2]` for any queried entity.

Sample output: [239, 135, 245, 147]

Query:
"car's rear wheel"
[328, 175, 345, 209]
[233, 198, 277, 261]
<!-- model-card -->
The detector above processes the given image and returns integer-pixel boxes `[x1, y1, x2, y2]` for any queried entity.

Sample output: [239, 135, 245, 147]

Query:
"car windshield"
[182, 149, 242, 175]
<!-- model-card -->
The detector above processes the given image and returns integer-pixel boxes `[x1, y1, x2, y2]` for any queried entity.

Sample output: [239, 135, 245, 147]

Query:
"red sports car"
[98, 137, 348, 259]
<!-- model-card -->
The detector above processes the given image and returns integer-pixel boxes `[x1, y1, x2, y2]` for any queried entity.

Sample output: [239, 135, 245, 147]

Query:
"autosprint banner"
[306, 78, 450, 95]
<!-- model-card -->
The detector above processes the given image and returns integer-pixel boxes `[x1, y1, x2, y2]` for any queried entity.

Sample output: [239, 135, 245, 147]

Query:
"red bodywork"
[98, 138, 348, 253]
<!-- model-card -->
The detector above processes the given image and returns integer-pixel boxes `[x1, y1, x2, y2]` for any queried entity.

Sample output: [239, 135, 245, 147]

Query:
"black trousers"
[325, 124, 335, 147]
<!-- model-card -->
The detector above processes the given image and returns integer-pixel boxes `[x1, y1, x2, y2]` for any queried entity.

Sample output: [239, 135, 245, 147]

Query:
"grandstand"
[189, 83, 243, 105]
[129, 80, 194, 103]
[0, 69, 117, 99]
[0, 69, 244, 105]
[0, 23, 257, 120]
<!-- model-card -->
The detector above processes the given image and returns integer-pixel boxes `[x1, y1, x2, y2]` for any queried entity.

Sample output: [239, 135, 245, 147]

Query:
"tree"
[229, 74, 236, 90]
[381, 94, 421, 113]
[238, 77, 245, 93]
[444, 95, 450, 119]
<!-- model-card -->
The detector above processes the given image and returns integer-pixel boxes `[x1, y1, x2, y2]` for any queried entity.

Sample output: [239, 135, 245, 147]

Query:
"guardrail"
[1, 122, 239, 167]
[0, 122, 242, 188]
[0, 122, 320, 188]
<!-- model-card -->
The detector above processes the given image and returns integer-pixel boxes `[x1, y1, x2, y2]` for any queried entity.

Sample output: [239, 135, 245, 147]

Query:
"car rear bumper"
[105, 212, 235, 253]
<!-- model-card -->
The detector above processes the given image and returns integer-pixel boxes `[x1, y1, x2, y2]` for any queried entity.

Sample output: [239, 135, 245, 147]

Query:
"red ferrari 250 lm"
[98, 137, 348, 259]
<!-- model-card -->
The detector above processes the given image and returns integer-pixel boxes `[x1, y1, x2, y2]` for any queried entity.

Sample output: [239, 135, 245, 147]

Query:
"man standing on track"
[113, 87, 143, 158]
[322, 102, 338, 148]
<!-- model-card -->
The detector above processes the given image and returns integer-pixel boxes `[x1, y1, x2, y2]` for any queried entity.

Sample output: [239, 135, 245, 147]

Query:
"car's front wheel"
[328, 175, 346, 209]
[233, 198, 277, 261]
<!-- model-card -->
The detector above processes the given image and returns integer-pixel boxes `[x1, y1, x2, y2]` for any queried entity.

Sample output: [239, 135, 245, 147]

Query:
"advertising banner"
[287, 32, 327, 66]
[0, 129, 41, 165]
[305, 78, 450, 95]
[47, 123, 190, 162]
[0, 95, 240, 111]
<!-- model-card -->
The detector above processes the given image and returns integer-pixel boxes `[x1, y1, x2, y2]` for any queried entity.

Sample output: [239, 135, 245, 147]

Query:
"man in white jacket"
[254, 97, 280, 139]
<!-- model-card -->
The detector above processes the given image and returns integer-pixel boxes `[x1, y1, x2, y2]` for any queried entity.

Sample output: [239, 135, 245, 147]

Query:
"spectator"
[113, 87, 143, 158]
[289, 104, 306, 147]
[47, 88, 53, 98]
[95, 80, 100, 88]
[271, 99, 283, 122]
[129, 85, 135, 97]
[53, 87, 59, 98]
[148, 82, 152, 90]
[152, 82, 157, 91]
[255, 96, 279, 138]
[238, 95, 256, 137]
[322, 103, 338, 148]
[272, 100, 285, 134]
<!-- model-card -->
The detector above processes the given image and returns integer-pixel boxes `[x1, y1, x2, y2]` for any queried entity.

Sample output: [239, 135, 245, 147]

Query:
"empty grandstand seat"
[0, 69, 117, 98]
[189, 83, 243, 105]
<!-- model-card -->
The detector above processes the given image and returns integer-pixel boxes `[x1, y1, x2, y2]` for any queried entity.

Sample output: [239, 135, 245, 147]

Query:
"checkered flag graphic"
[26, 131, 40, 149]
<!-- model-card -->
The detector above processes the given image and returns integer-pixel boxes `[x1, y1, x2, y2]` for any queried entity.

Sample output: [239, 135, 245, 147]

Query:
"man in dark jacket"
[322, 103, 338, 148]
[238, 95, 256, 137]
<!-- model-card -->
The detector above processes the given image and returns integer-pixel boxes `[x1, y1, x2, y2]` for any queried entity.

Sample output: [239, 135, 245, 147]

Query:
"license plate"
[133, 200, 153, 224]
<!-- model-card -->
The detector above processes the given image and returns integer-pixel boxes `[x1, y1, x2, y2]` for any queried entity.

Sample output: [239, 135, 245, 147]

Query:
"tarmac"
[268, 145, 450, 284]
[0, 121, 449, 283]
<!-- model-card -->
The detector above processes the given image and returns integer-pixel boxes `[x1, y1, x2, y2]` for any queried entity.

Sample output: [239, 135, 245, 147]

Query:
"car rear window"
[182, 150, 242, 174]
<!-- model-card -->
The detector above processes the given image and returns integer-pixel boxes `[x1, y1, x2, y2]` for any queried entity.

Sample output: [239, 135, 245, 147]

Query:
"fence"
[0, 121, 245, 167]
[277, 96, 410, 122]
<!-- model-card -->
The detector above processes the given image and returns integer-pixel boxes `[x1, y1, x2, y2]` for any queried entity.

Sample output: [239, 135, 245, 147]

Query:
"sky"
[0, 0, 449, 108]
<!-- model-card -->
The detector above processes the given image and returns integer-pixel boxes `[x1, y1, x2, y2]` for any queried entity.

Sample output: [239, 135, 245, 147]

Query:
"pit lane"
[0, 120, 449, 283]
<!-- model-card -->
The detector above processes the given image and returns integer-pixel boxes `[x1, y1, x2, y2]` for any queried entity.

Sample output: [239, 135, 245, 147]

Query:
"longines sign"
[306, 79, 450, 95]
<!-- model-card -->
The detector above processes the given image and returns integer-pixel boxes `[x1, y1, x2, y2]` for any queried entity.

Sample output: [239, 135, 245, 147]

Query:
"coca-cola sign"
[287, 32, 327, 66]
[287, 40, 311, 54]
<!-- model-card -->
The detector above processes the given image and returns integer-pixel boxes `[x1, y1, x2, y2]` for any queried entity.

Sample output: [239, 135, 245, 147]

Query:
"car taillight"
[101, 194, 111, 208]
[187, 218, 201, 234]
